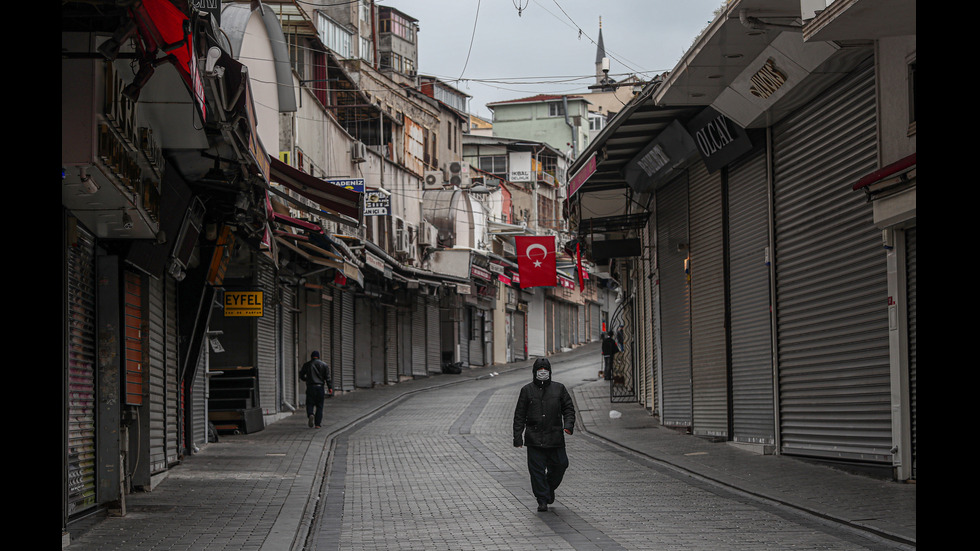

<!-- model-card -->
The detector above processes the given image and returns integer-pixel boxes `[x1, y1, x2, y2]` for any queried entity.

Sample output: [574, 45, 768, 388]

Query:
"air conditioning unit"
[393, 216, 411, 257]
[422, 170, 445, 190]
[448, 161, 470, 188]
[351, 141, 367, 163]
[418, 221, 439, 248]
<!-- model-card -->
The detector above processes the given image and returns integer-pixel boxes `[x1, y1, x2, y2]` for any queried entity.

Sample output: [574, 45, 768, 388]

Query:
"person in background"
[299, 350, 333, 428]
[513, 358, 575, 512]
[601, 331, 618, 381]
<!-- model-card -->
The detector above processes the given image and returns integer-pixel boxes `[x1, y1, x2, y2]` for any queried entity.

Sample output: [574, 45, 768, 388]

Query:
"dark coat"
[513, 379, 575, 448]
[601, 335, 618, 356]
[299, 358, 332, 389]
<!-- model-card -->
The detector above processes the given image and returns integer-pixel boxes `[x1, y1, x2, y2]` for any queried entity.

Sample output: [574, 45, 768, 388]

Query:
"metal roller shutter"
[193, 346, 208, 448]
[321, 290, 333, 395]
[727, 148, 775, 445]
[772, 60, 890, 462]
[647, 218, 662, 415]
[689, 161, 728, 438]
[513, 311, 526, 361]
[147, 276, 167, 474]
[282, 286, 296, 405]
[331, 287, 344, 391]
[165, 277, 180, 467]
[411, 295, 427, 376]
[341, 290, 356, 390]
[386, 305, 398, 384]
[470, 308, 484, 367]
[905, 226, 916, 478]
[66, 223, 97, 516]
[657, 175, 692, 427]
[354, 296, 371, 388]
[426, 297, 441, 373]
[591, 303, 600, 342]
[256, 260, 277, 413]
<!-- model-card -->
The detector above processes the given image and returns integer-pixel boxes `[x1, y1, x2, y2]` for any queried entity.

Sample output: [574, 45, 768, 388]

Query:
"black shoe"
[308, 414, 315, 428]
[537, 500, 548, 512]
[547, 493, 554, 505]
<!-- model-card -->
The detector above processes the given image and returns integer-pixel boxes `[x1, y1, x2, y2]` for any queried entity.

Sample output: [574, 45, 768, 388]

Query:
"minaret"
[595, 17, 608, 87]
[595, 17, 615, 91]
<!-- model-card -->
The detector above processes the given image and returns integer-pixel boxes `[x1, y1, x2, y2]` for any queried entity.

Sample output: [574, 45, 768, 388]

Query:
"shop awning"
[268, 156, 361, 220]
[852, 153, 916, 192]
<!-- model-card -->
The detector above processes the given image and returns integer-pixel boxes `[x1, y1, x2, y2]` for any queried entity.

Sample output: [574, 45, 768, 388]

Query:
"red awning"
[268, 156, 361, 220]
[853, 153, 916, 191]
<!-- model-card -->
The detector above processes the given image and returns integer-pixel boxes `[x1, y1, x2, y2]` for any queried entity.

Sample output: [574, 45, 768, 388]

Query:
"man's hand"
[564, 429, 572, 435]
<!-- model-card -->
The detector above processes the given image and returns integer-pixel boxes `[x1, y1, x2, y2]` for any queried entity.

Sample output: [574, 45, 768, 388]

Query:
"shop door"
[657, 174, 692, 428]
[257, 260, 277, 412]
[426, 297, 441, 373]
[688, 160, 728, 439]
[905, 226, 916, 479]
[772, 60, 890, 463]
[727, 147, 775, 446]
[66, 223, 97, 517]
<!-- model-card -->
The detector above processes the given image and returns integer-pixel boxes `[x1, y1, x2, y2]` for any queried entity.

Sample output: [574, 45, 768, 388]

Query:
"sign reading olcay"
[623, 109, 752, 194]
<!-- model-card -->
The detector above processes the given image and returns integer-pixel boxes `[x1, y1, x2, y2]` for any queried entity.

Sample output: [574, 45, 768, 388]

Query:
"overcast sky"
[378, 0, 725, 119]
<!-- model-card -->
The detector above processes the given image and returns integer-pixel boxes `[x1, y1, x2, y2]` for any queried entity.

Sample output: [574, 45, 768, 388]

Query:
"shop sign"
[327, 178, 365, 193]
[365, 252, 386, 272]
[471, 265, 491, 281]
[364, 190, 390, 216]
[456, 282, 472, 295]
[224, 290, 263, 317]
[686, 107, 753, 173]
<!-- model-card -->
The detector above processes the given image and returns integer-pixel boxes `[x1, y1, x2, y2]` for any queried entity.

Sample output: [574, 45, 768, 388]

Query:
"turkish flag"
[516, 235, 557, 288]
[577, 243, 587, 291]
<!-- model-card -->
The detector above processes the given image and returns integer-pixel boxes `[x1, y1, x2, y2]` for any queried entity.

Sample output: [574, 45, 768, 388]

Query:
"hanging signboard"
[364, 190, 390, 216]
[327, 178, 365, 193]
[224, 290, 264, 317]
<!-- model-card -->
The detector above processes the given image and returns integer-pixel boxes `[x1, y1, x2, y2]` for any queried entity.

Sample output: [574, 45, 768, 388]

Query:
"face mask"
[535, 369, 550, 381]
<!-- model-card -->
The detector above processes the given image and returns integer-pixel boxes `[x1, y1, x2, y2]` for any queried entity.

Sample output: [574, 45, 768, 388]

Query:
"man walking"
[513, 358, 575, 512]
[601, 331, 618, 381]
[299, 351, 333, 428]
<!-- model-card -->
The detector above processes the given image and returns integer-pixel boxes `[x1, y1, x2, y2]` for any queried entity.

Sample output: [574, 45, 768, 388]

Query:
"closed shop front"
[771, 60, 890, 463]
[354, 296, 372, 388]
[147, 275, 179, 475]
[386, 305, 398, 384]
[688, 160, 728, 438]
[512, 309, 526, 361]
[905, 226, 916, 478]
[65, 222, 98, 517]
[257, 259, 277, 413]
[340, 289, 356, 391]
[726, 146, 775, 446]
[426, 296, 441, 373]
[657, 174, 692, 427]
[282, 286, 297, 406]
[412, 295, 427, 377]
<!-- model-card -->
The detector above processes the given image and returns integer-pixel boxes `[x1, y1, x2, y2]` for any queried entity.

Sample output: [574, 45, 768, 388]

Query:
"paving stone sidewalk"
[64, 344, 915, 549]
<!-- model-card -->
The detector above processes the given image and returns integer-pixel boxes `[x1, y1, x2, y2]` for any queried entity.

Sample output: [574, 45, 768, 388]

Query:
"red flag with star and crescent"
[515, 235, 557, 289]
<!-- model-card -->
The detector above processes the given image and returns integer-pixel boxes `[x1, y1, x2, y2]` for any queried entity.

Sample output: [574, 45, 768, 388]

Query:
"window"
[907, 57, 916, 136]
[317, 14, 352, 58]
[548, 102, 565, 117]
[589, 112, 606, 132]
[379, 9, 415, 43]
[479, 155, 507, 177]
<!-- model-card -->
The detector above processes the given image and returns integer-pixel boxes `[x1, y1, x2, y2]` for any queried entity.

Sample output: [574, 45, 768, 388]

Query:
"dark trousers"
[603, 355, 613, 381]
[526, 446, 569, 503]
[306, 385, 325, 426]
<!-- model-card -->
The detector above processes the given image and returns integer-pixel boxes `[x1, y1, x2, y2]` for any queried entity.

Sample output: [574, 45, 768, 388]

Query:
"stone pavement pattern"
[65, 344, 915, 550]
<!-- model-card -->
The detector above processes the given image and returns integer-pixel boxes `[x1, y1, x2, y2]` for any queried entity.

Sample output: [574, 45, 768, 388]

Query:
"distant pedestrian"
[299, 351, 333, 428]
[513, 358, 575, 512]
[601, 331, 618, 381]
[616, 325, 625, 351]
